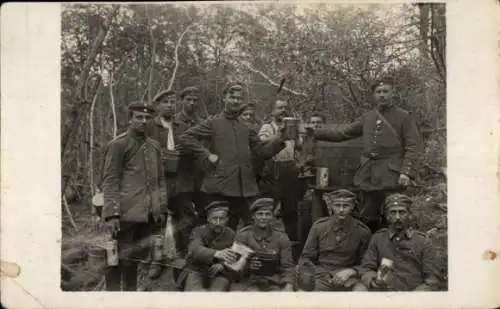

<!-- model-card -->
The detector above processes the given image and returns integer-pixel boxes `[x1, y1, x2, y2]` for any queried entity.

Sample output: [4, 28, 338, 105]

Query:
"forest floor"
[61, 179, 448, 291]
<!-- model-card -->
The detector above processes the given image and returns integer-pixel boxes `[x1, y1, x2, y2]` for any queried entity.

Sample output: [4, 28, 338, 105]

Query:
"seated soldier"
[355, 193, 440, 291]
[298, 189, 372, 291]
[231, 198, 295, 292]
[177, 201, 238, 291]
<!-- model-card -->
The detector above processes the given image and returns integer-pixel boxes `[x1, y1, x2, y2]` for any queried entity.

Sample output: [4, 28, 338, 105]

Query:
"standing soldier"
[179, 82, 287, 231]
[101, 102, 168, 291]
[258, 97, 307, 260]
[231, 198, 295, 292]
[149, 87, 204, 259]
[178, 201, 238, 291]
[308, 79, 421, 233]
[355, 193, 440, 291]
[299, 189, 371, 291]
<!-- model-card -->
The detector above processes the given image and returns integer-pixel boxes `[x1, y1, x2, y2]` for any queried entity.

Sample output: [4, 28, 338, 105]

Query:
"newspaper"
[224, 242, 254, 272]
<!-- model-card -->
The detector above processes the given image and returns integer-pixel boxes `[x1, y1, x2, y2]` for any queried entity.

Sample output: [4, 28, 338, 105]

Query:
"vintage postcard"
[1, 1, 499, 308]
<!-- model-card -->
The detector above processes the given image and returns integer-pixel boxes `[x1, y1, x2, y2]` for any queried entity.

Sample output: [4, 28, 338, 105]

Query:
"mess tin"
[283, 117, 299, 140]
[163, 150, 180, 173]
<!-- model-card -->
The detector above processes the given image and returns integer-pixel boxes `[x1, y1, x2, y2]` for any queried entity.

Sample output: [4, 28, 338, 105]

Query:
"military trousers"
[184, 272, 230, 291]
[314, 271, 362, 292]
[358, 189, 403, 233]
[169, 191, 205, 257]
[105, 219, 159, 291]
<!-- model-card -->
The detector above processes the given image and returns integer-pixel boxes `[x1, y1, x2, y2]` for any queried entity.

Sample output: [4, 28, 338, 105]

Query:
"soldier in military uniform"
[355, 193, 440, 291]
[178, 201, 237, 291]
[101, 102, 168, 291]
[308, 79, 421, 233]
[179, 82, 287, 231]
[231, 198, 295, 292]
[299, 189, 372, 291]
[149, 87, 205, 260]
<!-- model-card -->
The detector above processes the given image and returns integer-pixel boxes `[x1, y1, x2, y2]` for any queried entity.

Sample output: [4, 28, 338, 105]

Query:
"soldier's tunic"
[314, 105, 421, 230]
[149, 113, 204, 256]
[356, 228, 440, 291]
[179, 112, 286, 231]
[101, 129, 168, 290]
[300, 216, 372, 291]
[231, 225, 295, 291]
[178, 224, 235, 291]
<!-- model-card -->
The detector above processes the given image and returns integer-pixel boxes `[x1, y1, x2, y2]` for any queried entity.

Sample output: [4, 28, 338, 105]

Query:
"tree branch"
[168, 24, 195, 91]
[237, 61, 309, 97]
[146, 6, 157, 104]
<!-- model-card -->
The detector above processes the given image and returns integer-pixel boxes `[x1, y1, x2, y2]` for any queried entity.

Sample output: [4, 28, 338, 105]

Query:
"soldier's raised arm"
[312, 114, 364, 143]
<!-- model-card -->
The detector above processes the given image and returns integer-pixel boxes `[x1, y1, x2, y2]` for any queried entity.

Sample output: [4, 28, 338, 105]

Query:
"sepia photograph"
[59, 2, 448, 293]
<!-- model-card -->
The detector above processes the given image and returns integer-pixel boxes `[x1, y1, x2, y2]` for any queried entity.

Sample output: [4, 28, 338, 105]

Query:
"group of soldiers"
[98, 79, 442, 292]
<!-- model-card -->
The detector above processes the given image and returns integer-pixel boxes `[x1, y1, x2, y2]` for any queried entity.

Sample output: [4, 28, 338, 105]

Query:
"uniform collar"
[251, 225, 273, 241]
[330, 215, 353, 231]
[388, 227, 414, 240]
[127, 128, 147, 141]
[176, 111, 199, 124]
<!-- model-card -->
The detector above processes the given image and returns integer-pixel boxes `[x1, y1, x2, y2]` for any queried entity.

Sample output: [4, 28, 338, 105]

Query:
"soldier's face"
[129, 111, 152, 133]
[182, 95, 198, 114]
[158, 95, 176, 118]
[240, 109, 255, 122]
[253, 209, 273, 228]
[273, 100, 289, 120]
[373, 84, 393, 106]
[207, 210, 229, 233]
[329, 201, 354, 220]
[224, 89, 244, 114]
[386, 206, 409, 230]
[309, 116, 324, 129]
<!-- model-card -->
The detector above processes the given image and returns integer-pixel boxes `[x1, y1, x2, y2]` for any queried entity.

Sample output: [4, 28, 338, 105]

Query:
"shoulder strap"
[374, 109, 403, 145]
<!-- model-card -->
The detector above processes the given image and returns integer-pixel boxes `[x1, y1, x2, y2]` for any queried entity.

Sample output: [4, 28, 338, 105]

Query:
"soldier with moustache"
[307, 79, 422, 233]
[355, 193, 440, 291]
[179, 82, 288, 231]
[178, 201, 237, 291]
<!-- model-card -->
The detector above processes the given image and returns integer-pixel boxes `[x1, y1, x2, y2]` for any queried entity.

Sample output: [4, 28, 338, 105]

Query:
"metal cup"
[316, 167, 329, 188]
[283, 117, 299, 140]
[376, 258, 394, 282]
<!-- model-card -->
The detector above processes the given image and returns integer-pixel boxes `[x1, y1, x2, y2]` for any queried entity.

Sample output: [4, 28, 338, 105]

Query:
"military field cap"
[250, 197, 274, 213]
[384, 193, 412, 210]
[128, 101, 155, 114]
[152, 89, 176, 103]
[205, 200, 230, 214]
[371, 78, 394, 92]
[323, 189, 356, 205]
[240, 103, 256, 112]
[222, 81, 244, 95]
[180, 86, 200, 99]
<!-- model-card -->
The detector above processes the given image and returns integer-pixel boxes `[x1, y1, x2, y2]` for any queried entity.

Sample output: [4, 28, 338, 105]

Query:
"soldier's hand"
[369, 278, 387, 290]
[214, 249, 239, 264]
[398, 173, 410, 187]
[105, 218, 120, 237]
[208, 263, 224, 277]
[330, 268, 357, 286]
[248, 256, 262, 270]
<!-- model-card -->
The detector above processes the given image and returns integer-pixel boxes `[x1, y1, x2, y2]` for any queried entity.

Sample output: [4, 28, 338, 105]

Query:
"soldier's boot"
[105, 265, 122, 291]
[123, 262, 138, 291]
